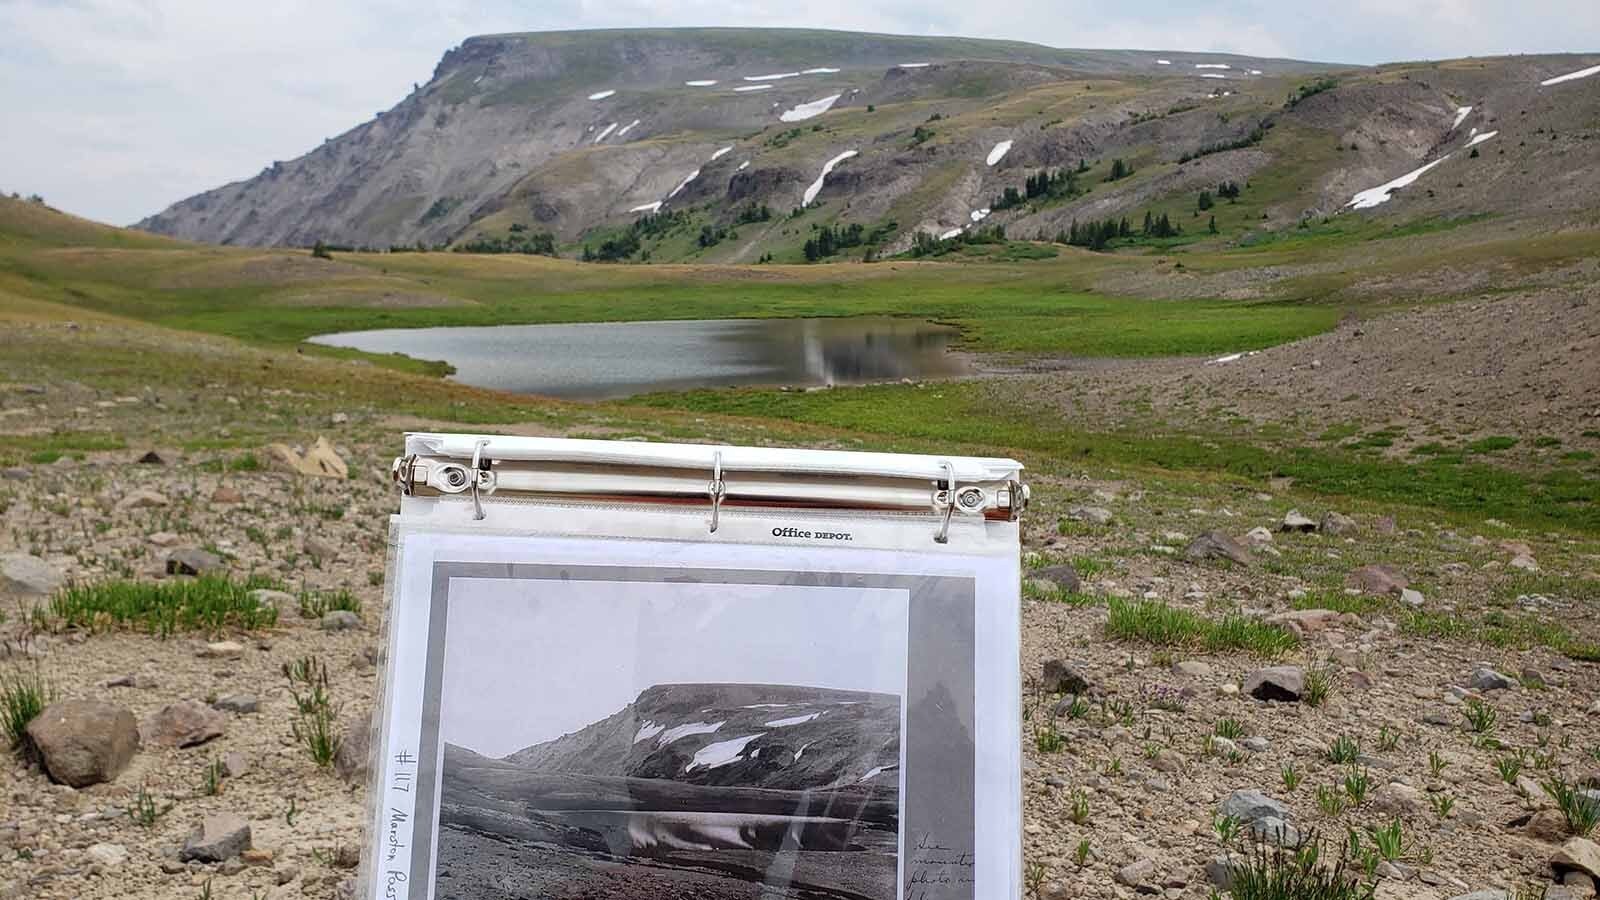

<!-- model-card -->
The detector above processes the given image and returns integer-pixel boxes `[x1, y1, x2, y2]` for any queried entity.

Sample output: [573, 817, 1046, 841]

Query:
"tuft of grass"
[1462, 698, 1498, 735]
[1343, 768, 1372, 805]
[128, 786, 174, 827]
[1034, 720, 1066, 753]
[199, 757, 226, 797]
[49, 576, 279, 636]
[1281, 762, 1302, 793]
[1428, 793, 1455, 819]
[1543, 776, 1599, 837]
[1495, 751, 1525, 785]
[1215, 717, 1245, 740]
[284, 654, 342, 767]
[1302, 663, 1336, 707]
[1224, 836, 1375, 900]
[1068, 789, 1091, 825]
[298, 587, 361, 619]
[1105, 598, 1297, 657]
[1376, 725, 1400, 752]
[1316, 784, 1345, 817]
[1, 667, 54, 754]
[1367, 820, 1404, 860]
[1326, 734, 1360, 764]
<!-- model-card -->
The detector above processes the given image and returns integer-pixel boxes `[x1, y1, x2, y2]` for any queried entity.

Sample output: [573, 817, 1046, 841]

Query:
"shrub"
[1223, 835, 1375, 900]
[49, 577, 279, 636]
[1, 668, 53, 754]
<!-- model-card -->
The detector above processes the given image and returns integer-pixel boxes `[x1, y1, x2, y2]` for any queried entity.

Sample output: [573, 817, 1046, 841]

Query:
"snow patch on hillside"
[1248, 69, 1264, 75]
[616, 119, 640, 137]
[939, 228, 963, 240]
[899, 62, 930, 68]
[667, 169, 702, 200]
[657, 720, 723, 746]
[593, 123, 617, 143]
[1467, 130, 1499, 147]
[986, 140, 1013, 166]
[803, 150, 858, 205]
[858, 763, 899, 782]
[1451, 106, 1473, 130]
[588, 89, 616, 100]
[634, 720, 665, 743]
[970, 208, 991, 223]
[710, 146, 733, 161]
[1156, 59, 1172, 65]
[745, 72, 800, 82]
[735, 84, 774, 93]
[1541, 63, 1600, 86]
[803, 67, 841, 74]
[1196, 63, 1231, 70]
[629, 201, 663, 214]
[686, 733, 766, 771]
[780, 94, 842, 122]
[765, 712, 823, 727]
[737, 161, 750, 171]
[1201, 73, 1227, 80]
[685, 80, 718, 87]
[1347, 155, 1452, 209]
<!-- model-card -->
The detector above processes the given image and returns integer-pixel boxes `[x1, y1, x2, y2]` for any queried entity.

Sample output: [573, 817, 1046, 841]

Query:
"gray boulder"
[1220, 789, 1291, 824]
[142, 700, 227, 748]
[1346, 564, 1408, 596]
[1470, 667, 1517, 691]
[1320, 512, 1357, 535]
[179, 813, 251, 862]
[1553, 837, 1600, 881]
[1067, 506, 1114, 526]
[1279, 510, 1317, 533]
[25, 700, 140, 787]
[1041, 659, 1093, 695]
[321, 610, 362, 632]
[1184, 531, 1254, 567]
[1243, 666, 1306, 702]
[335, 718, 371, 782]
[166, 547, 223, 576]
[0, 553, 64, 596]
[1031, 565, 1082, 595]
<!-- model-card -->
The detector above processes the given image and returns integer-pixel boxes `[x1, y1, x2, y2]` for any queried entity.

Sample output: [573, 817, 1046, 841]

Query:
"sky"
[439, 577, 908, 757]
[3, 1, 1598, 226]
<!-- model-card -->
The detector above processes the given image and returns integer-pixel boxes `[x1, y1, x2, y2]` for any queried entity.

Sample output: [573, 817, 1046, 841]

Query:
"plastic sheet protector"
[363, 434, 1026, 900]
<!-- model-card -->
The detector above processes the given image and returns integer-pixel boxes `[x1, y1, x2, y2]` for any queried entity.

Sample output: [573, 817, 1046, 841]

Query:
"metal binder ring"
[470, 439, 490, 521]
[934, 460, 956, 544]
[708, 451, 726, 533]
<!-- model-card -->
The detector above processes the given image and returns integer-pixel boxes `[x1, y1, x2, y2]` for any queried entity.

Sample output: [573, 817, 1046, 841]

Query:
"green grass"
[49, 576, 281, 636]
[1105, 597, 1298, 656]
[1, 667, 53, 754]
[298, 588, 361, 619]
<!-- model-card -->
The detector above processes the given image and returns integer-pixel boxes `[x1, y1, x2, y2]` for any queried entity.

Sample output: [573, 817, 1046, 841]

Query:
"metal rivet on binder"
[934, 460, 956, 544]
[707, 451, 726, 533]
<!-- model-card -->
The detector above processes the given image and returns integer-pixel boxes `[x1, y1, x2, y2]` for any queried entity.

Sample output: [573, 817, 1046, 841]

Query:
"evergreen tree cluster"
[1056, 210, 1180, 251]
[1217, 180, 1242, 201]
[1177, 125, 1268, 164]
[991, 168, 1084, 211]
[803, 221, 898, 261]
[580, 210, 690, 262]
[734, 202, 773, 224]
[455, 228, 557, 256]
[910, 224, 1006, 258]
[1106, 158, 1134, 182]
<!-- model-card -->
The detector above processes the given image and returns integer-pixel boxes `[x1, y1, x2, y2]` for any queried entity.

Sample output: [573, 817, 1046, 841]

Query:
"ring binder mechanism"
[391, 433, 1028, 541]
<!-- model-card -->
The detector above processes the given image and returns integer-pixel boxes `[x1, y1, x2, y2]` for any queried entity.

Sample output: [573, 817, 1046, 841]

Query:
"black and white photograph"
[433, 575, 910, 900]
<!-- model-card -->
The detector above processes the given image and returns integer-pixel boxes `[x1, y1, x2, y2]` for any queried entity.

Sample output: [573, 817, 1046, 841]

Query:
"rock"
[1527, 809, 1571, 842]
[1205, 855, 1236, 889]
[1320, 512, 1357, 535]
[201, 640, 244, 659]
[212, 694, 259, 714]
[242, 848, 275, 866]
[211, 486, 243, 504]
[1280, 509, 1317, 532]
[1376, 860, 1414, 880]
[0, 553, 64, 596]
[1510, 555, 1540, 572]
[1185, 531, 1254, 567]
[1470, 667, 1517, 692]
[165, 547, 223, 576]
[1032, 565, 1082, 595]
[1243, 527, 1274, 547]
[222, 751, 251, 778]
[118, 489, 169, 509]
[1249, 817, 1301, 846]
[1042, 659, 1093, 695]
[321, 610, 362, 632]
[1553, 838, 1600, 881]
[1447, 891, 1509, 900]
[1242, 737, 1271, 753]
[1372, 782, 1426, 817]
[1264, 608, 1351, 637]
[86, 843, 128, 868]
[1220, 789, 1291, 824]
[1346, 564, 1408, 596]
[1562, 872, 1597, 898]
[179, 813, 251, 862]
[249, 588, 298, 616]
[147, 531, 179, 547]
[1243, 666, 1305, 702]
[266, 437, 347, 479]
[24, 700, 140, 787]
[1151, 749, 1185, 773]
[135, 450, 166, 465]
[142, 700, 227, 748]
[1115, 858, 1155, 888]
[1, 466, 30, 480]
[1068, 505, 1114, 526]
[1400, 588, 1425, 608]
[304, 536, 338, 561]
[335, 719, 371, 782]
[1172, 660, 1212, 678]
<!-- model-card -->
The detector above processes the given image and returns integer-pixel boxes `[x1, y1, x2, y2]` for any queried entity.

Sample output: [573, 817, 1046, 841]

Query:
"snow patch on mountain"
[588, 89, 616, 100]
[803, 150, 858, 205]
[780, 94, 842, 122]
[686, 733, 766, 771]
[657, 720, 723, 745]
[986, 140, 1013, 166]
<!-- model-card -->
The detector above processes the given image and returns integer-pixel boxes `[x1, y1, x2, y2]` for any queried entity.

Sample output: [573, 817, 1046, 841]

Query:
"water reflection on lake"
[307, 317, 972, 400]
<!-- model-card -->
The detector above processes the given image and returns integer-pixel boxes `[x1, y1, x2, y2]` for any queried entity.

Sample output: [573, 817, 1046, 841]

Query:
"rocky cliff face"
[497, 682, 901, 792]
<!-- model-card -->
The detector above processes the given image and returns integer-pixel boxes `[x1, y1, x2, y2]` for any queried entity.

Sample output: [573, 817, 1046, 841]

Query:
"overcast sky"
[3, 1, 1598, 226]
[440, 577, 907, 757]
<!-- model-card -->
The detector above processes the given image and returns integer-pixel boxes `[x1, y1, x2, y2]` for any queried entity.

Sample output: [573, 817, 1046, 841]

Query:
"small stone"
[1044, 775, 1066, 788]
[1510, 555, 1540, 572]
[142, 700, 227, 748]
[1243, 666, 1305, 702]
[222, 751, 250, 778]
[1371, 782, 1425, 817]
[1447, 890, 1509, 900]
[1470, 667, 1517, 692]
[1346, 564, 1408, 596]
[1116, 858, 1156, 887]
[166, 548, 223, 576]
[335, 719, 371, 782]
[1320, 512, 1357, 535]
[1068, 505, 1115, 526]
[211, 486, 244, 504]
[1172, 660, 1212, 678]
[1242, 736, 1271, 753]
[1249, 816, 1301, 846]
[1243, 526, 1274, 547]
[1553, 837, 1600, 881]
[201, 641, 244, 659]
[1151, 749, 1185, 773]
[1220, 789, 1291, 824]
[304, 536, 338, 561]
[249, 588, 298, 616]
[85, 843, 127, 868]
[1400, 588, 1425, 608]
[1280, 509, 1317, 532]
[179, 813, 251, 862]
[1032, 565, 1082, 595]
[274, 864, 300, 885]
[24, 700, 141, 787]
[1042, 659, 1093, 695]
[242, 848, 274, 866]
[1527, 808, 1571, 842]
[321, 610, 362, 632]
[212, 694, 258, 714]
[136, 450, 166, 465]
[1205, 856, 1236, 890]
[119, 489, 169, 509]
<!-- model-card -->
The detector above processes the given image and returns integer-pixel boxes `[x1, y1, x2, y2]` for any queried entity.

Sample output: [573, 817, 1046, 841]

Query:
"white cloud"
[1, 0, 1597, 225]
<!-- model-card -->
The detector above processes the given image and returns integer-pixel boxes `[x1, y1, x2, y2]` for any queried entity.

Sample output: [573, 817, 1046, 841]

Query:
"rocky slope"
[497, 682, 901, 791]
